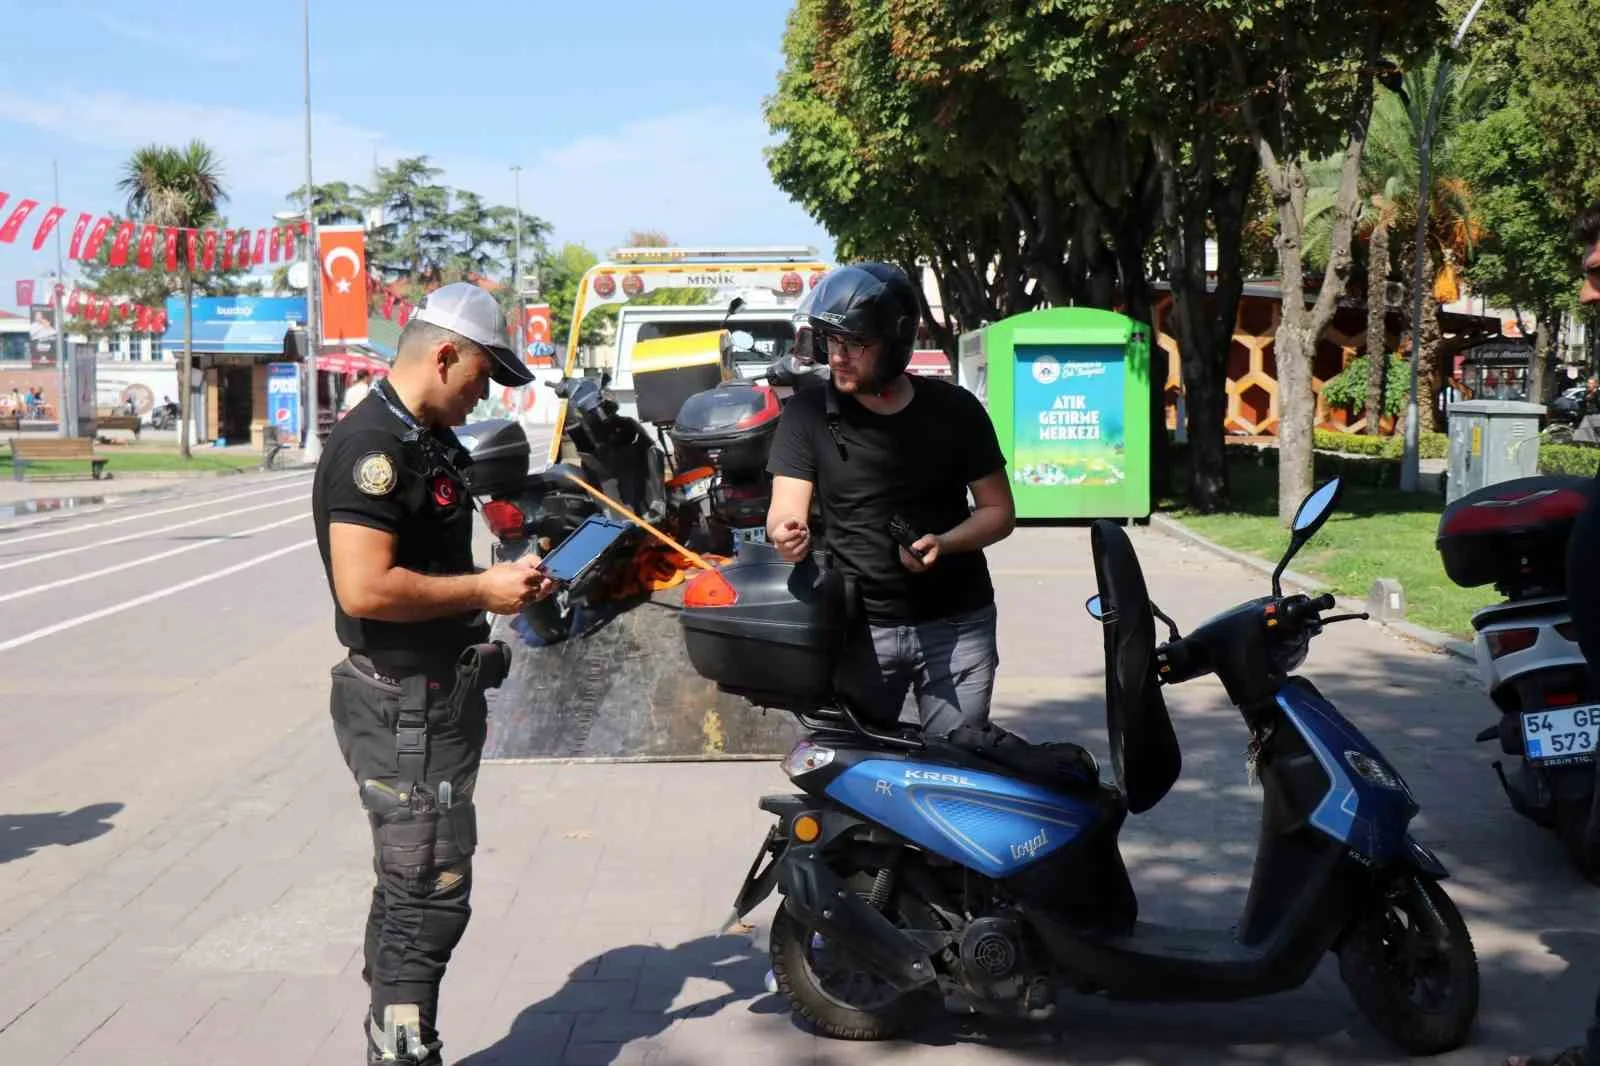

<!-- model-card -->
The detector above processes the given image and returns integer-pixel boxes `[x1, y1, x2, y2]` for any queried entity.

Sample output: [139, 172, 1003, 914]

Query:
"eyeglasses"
[825, 335, 877, 361]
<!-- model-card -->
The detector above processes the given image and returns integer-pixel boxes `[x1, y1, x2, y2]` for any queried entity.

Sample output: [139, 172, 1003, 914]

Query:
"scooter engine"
[956, 916, 1052, 1015]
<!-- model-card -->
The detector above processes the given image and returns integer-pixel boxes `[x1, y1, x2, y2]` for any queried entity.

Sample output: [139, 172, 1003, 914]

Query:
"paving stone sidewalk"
[1, 524, 1593, 1066]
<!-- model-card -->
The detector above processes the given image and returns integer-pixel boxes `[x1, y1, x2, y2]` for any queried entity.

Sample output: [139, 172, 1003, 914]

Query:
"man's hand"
[899, 534, 942, 573]
[478, 555, 558, 614]
[773, 518, 811, 562]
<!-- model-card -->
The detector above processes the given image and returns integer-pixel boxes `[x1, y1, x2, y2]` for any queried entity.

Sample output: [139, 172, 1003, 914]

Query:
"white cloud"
[0, 89, 834, 261]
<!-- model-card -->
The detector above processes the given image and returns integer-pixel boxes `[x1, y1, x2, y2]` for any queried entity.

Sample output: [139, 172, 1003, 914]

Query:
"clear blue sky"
[0, 0, 835, 305]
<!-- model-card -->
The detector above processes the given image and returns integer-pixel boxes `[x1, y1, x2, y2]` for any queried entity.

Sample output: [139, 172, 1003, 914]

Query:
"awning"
[318, 349, 391, 377]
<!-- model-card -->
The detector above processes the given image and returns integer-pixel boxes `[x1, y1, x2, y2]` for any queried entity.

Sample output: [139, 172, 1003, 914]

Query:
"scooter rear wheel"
[1337, 875, 1479, 1055]
[769, 895, 929, 1040]
[1555, 794, 1600, 886]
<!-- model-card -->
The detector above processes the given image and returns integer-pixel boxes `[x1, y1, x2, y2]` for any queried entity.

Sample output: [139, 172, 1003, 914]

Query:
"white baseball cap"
[411, 282, 533, 387]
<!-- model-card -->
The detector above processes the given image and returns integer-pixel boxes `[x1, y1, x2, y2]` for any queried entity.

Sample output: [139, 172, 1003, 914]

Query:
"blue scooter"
[719, 477, 1480, 1053]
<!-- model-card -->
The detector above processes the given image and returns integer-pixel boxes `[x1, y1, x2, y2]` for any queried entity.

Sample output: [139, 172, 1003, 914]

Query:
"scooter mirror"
[1085, 595, 1105, 620]
[1292, 477, 1343, 535]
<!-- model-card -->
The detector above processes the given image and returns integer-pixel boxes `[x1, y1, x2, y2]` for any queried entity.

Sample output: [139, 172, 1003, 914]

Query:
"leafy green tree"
[537, 243, 613, 352]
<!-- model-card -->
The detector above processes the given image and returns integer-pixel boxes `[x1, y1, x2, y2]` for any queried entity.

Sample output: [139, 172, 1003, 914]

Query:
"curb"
[1147, 513, 1476, 665]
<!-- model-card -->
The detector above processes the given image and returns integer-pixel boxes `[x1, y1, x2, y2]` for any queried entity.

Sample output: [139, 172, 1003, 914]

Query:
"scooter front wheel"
[1337, 875, 1479, 1055]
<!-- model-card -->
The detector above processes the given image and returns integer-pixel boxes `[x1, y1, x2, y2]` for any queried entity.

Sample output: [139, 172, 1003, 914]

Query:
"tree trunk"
[181, 275, 194, 460]
[1418, 244, 1441, 432]
[1530, 306, 1559, 404]
[1365, 219, 1390, 435]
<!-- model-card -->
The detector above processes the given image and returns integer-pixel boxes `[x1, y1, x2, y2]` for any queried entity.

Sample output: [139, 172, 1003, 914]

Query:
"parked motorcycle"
[684, 477, 1479, 1052]
[668, 331, 829, 552]
[457, 371, 670, 643]
[149, 401, 179, 431]
[1436, 474, 1600, 881]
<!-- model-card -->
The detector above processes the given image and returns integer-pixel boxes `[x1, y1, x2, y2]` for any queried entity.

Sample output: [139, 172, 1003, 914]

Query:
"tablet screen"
[538, 515, 634, 583]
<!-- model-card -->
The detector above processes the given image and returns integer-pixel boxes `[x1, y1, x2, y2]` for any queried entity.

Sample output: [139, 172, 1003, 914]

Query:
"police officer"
[312, 282, 556, 1065]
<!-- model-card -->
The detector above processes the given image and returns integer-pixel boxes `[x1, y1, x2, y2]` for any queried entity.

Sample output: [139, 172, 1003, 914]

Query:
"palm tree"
[1304, 53, 1487, 433]
[118, 141, 226, 458]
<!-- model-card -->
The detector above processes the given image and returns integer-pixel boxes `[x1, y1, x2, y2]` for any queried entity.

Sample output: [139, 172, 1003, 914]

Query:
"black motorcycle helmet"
[804, 262, 920, 392]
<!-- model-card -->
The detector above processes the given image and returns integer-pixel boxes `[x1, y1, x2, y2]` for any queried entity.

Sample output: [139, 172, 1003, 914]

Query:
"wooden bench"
[96, 414, 143, 439]
[10, 437, 109, 481]
[0, 415, 19, 434]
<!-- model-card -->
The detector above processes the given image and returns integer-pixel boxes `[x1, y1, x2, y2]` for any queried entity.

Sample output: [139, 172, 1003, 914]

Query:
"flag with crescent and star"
[317, 224, 369, 345]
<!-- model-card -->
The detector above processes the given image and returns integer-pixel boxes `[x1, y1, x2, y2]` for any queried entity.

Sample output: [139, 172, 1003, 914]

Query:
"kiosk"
[958, 307, 1151, 520]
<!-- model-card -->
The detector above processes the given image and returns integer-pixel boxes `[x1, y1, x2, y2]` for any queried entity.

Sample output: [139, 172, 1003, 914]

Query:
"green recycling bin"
[957, 307, 1151, 520]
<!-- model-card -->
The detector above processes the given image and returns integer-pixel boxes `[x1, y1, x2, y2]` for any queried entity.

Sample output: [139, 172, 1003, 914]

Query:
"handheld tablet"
[537, 515, 634, 583]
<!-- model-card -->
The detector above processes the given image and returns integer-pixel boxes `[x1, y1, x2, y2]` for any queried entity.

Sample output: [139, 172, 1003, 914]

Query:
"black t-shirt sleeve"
[952, 386, 1007, 483]
[322, 429, 409, 535]
[768, 394, 819, 482]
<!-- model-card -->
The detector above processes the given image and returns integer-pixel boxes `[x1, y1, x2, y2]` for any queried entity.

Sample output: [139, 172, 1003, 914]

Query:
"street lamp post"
[1400, 0, 1487, 492]
[511, 164, 523, 329]
[299, 0, 321, 462]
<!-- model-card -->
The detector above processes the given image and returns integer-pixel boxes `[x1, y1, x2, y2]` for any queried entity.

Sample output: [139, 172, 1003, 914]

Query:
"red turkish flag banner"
[107, 221, 135, 267]
[186, 230, 200, 271]
[66, 289, 82, 315]
[155, 309, 168, 333]
[119, 302, 131, 321]
[136, 224, 159, 270]
[30, 206, 66, 251]
[202, 229, 218, 270]
[97, 300, 111, 326]
[317, 225, 370, 344]
[283, 226, 297, 260]
[82, 217, 113, 260]
[253, 229, 267, 264]
[0, 193, 9, 215]
[163, 228, 179, 271]
[397, 302, 412, 327]
[238, 228, 253, 268]
[15, 280, 33, 307]
[221, 230, 234, 270]
[383, 292, 396, 319]
[135, 305, 150, 331]
[269, 228, 282, 263]
[0, 199, 39, 243]
[67, 213, 92, 259]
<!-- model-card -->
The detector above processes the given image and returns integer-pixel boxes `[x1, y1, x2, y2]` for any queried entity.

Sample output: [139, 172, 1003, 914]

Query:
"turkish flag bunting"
[253, 229, 267, 264]
[108, 221, 135, 267]
[269, 228, 282, 263]
[0, 199, 40, 243]
[221, 230, 234, 270]
[383, 292, 396, 319]
[97, 300, 111, 326]
[164, 228, 179, 271]
[283, 226, 297, 260]
[202, 229, 217, 271]
[14, 280, 32, 307]
[136, 224, 158, 270]
[136, 305, 151, 332]
[186, 230, 200, 272]
[398, 303, 412, 326]
[239, 228, 254, 268]
[119, 302, 131, 321]
[30, 206, 66, 251]
[82, 217, 113, 260]
[0, 193, 9, 216]
[67, 213, 92, 259]
[155, 309, 167, 333]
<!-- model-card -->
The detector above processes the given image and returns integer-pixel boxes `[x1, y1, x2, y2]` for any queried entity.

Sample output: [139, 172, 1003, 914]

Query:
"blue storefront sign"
[267, 362, 302, 438]
[1011, 344, 1128, 489]
[161, 296, 307, 356]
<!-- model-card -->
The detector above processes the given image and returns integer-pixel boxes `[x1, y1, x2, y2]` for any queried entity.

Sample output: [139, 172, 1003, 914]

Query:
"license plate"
[1521, 705, 1600, 763]
[733, 526, 767, 544]
[670, 475, 712, 503]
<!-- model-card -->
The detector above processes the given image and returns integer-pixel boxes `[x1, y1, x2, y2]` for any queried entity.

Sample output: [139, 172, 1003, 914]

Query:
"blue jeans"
[835, 602, 999, 738]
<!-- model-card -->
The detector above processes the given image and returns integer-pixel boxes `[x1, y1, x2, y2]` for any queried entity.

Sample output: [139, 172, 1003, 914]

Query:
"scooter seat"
[940, 723, 1101, 793]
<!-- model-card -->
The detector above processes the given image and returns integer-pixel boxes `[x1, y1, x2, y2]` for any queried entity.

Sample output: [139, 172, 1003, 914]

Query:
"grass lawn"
[1162, 455, 1496, 640]
[0, 443, 263, 477]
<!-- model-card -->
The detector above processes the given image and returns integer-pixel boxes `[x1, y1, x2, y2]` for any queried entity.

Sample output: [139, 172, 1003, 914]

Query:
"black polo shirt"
[312, 379, 486, 673]
[767, 375, 1006, 624]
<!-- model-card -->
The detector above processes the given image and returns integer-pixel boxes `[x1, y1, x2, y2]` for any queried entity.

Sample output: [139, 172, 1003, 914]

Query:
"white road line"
[0, 474, 311, 547]
[0, 511, 313, 605]
[0, 538, 317, 655]
[0, 493, 307, 572]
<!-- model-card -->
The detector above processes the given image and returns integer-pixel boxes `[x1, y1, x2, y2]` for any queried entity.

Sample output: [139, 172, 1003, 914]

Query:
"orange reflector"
[684, 570, 738, 608]
[792, 814, 820, 843]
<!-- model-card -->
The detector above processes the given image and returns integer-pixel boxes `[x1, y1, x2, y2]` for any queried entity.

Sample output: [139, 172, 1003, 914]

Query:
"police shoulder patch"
[353, 451, 397, 497]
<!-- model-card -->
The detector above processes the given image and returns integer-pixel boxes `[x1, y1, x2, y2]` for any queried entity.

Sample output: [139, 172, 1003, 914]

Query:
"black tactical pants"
[329, 654, 491, 1063]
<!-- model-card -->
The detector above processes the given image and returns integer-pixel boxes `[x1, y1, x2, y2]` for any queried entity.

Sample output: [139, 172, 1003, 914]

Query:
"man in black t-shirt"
[765, 263, 1015, 737]
[313, 282, 556, 1066]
